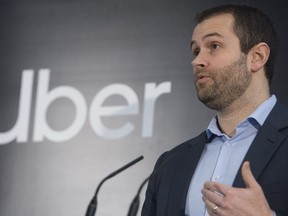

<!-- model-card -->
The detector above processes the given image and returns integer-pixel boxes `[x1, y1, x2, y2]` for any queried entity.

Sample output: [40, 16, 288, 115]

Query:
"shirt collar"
[206, 95, 277, 139]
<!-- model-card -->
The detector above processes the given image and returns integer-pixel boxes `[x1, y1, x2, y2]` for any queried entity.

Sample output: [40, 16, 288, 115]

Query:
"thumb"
[241, 161, 258, 188]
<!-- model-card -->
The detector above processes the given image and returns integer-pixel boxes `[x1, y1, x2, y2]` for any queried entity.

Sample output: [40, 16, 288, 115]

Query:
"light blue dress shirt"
[185, 95, 277, 216]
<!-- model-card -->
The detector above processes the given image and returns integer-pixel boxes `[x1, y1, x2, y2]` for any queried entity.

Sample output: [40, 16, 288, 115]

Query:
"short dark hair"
[195, 4, 279, 84]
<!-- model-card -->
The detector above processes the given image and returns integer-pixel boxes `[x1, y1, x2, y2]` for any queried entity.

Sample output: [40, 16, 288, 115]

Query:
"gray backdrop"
[0, 0, 287, 215]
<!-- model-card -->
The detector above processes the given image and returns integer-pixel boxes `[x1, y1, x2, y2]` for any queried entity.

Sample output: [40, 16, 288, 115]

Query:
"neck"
[216, 86, 270, 137]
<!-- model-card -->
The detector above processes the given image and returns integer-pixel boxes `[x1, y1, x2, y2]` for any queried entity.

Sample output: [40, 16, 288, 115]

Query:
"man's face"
[190, 14, 252, 111]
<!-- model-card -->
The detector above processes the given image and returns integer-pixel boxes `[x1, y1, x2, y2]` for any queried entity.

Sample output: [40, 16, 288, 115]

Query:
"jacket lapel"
[167, 132, 208, 215]
[233, 101, 288, 187]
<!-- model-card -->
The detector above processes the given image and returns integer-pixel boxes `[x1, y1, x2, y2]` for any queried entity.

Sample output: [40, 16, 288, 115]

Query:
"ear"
[249, 42, 270, 72]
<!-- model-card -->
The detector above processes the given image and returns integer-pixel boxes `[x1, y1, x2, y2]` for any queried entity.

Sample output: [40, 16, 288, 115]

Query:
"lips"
[195, 74, 210, 82]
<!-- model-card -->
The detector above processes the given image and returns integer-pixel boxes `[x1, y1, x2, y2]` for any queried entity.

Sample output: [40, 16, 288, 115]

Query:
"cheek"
[209, 58, 228, 70]
[246, 56, 253, 72]
[215, 51, 242, 66]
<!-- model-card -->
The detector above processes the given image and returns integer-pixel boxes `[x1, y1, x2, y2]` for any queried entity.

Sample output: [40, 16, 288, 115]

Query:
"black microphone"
[127, 175, 149, 216]
[127, 150, 182, 216]
[85, 155, 144, 216]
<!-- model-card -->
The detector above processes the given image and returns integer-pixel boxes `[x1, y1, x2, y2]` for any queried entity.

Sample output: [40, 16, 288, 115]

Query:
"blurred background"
[0, 0, 287, 215]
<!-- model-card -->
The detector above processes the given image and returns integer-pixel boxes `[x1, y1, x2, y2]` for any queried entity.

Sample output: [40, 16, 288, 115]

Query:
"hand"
[201, 161, 274, 216]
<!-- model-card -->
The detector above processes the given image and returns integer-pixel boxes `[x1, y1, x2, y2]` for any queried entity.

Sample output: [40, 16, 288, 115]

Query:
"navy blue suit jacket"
[141, 101, 288, 216]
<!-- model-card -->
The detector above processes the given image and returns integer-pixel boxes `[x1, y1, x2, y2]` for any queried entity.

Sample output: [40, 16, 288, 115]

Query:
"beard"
[195, 54, 251, 111]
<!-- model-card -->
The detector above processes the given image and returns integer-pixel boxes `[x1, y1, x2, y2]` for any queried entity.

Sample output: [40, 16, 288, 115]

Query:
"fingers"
[241, 161, 258, 188]
[202, 185, 225, 215]
[204, 161, 258, 192]
[202, 186, 224, 201]
[203, 181, 228, 196]
[202, 194, 221, 215]
[202, 162, 272, 216]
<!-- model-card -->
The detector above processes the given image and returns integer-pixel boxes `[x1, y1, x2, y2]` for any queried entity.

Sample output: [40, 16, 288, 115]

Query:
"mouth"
[195, 74, 209, 82]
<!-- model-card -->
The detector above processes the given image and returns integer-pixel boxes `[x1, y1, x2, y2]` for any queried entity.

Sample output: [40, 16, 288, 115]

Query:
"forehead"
[191, 13, 236, 45]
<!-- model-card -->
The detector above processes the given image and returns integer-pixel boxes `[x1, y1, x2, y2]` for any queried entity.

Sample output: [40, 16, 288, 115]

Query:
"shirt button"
[226, 142, 231, 147]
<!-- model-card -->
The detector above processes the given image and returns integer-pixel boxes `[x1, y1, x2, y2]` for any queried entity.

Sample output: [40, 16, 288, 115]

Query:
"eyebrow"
[190, 32, 224, 48]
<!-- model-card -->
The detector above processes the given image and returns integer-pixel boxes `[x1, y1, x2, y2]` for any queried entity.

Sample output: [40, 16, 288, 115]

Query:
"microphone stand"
[127, 176, 149, 216]
[127, 151, 181, 216]
[85, 155, 144, 216]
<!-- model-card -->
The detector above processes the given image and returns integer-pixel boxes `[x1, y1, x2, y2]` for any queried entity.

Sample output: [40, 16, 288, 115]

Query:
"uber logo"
[0, 69, 172, 144]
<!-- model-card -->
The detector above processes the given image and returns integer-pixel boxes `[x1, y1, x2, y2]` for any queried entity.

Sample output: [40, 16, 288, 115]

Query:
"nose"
[191, 54, 208, 69]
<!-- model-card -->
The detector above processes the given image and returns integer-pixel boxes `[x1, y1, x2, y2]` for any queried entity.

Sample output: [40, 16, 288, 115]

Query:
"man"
[141, 4, 288, 216]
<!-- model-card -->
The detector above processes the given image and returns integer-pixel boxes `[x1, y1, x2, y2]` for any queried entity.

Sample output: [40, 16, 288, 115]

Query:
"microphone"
[127, 176, 149, 216]
[127, 150, 183, 216]
[85, 155, 144, 216]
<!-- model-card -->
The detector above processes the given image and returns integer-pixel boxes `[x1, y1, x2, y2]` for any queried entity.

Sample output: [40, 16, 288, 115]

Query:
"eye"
[211, 43, 220, 50]
[192, 48, 200, 57]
